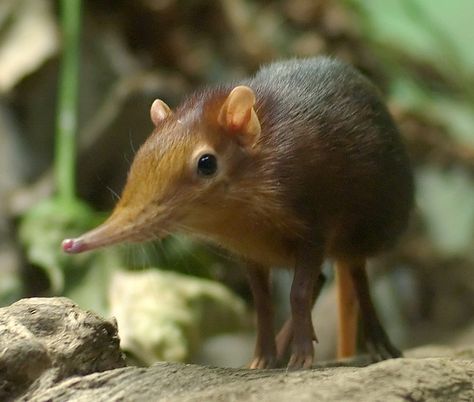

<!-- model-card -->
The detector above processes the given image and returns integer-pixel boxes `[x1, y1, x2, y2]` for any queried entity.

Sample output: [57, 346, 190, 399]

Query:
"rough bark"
[0, 297, 125, 401]
[0, 297, 473, 402]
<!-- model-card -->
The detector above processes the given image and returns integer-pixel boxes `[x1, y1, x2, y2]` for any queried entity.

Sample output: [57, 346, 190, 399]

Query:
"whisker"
[172, 235, 192, 274]
[129, 130, 137, 155]
[120, 242, 132, 270]
[130, 244, 138, 270]
[148, 240, 163, 266]
[107, 186, 121, 201]
[139, 243, 150, 270]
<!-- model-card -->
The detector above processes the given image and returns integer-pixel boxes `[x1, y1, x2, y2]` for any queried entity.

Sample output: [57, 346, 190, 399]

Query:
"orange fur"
[336, 260, 359, 358]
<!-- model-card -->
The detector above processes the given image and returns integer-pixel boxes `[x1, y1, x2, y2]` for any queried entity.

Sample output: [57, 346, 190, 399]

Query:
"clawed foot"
[249, 351, 313, 370]
[287, 340, 314, 370]
[275, 318, 318, 369]
[364, 323, 402, 362]
[249, 325, 315, 369]
[248, 354, 277, 369]
[365, 338, 402, 362]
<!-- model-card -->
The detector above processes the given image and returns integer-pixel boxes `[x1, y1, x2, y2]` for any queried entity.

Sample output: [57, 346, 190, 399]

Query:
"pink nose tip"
[62, 238, 84, 254]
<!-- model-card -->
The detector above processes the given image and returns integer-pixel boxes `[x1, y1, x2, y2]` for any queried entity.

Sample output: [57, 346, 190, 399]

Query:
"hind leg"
[348, 258, 402, 360]
[335, 260, 359, 358]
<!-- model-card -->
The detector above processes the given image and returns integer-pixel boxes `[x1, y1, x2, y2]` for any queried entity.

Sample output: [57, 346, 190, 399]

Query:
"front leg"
[288, 244, 324, 369]
[245, 263, 277, 369]
[275, 273, 326, 363]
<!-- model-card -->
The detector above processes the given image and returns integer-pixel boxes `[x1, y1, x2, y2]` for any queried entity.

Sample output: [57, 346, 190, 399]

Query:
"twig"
[54, 0, 82, 202]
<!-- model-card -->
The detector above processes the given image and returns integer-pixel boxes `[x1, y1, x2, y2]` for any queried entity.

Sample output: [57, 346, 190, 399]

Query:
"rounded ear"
[217, 86, 261, 150]
[150, 99, 172, 126]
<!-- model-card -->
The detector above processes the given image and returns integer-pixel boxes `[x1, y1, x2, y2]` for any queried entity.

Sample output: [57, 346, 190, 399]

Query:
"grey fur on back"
[245, 57, 387, 145]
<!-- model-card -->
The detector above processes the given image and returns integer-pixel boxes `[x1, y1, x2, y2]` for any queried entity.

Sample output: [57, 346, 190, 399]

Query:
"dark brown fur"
[169, 57, 414, 263]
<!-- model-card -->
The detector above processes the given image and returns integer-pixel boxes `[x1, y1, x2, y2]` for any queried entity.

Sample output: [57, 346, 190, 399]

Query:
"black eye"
[197, 154, 218, 177]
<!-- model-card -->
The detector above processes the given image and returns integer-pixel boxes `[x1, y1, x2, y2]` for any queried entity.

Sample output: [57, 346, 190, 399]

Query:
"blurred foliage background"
[0, 0, 473, 367]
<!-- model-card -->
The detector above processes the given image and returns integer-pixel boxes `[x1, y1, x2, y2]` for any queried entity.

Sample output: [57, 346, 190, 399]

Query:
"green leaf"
[349, 0, 474, 74]
[417, 167, 474, 255]
[19, 197, 103, 292]
[19, 197, 123, 315]
[390, 76, 474, 146]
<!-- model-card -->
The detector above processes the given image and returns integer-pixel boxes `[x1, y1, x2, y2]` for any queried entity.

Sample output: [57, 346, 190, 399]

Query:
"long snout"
[62, 214, 132, 254]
